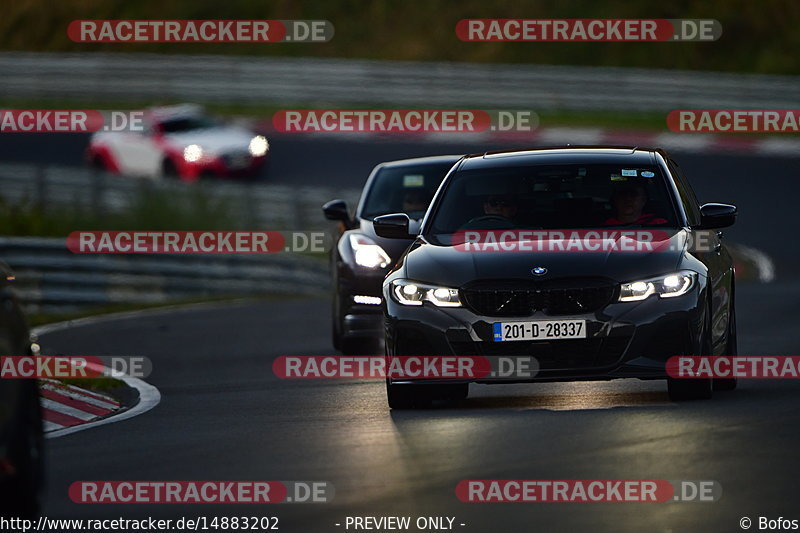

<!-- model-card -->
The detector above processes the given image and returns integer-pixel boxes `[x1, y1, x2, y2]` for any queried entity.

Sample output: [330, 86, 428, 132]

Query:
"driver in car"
[605, 182, 667, 225]
[403, 189, 431, 214]
[482, 194, 518, 220]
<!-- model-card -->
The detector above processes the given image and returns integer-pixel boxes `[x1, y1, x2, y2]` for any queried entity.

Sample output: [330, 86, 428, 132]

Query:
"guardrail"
[1, 237, 332, 314]
[1, 52, 798, 111]
[0, 164, 361, 313]
[0, 163, 361, 231]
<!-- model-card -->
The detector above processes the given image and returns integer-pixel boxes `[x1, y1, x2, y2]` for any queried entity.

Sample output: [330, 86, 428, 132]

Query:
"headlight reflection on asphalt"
[468, 381, 673, 411]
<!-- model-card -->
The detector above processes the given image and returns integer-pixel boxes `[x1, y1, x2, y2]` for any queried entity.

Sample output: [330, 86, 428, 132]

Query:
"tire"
[668, 376, 713, 401]
[340, 336, 377, 356]
[0, 384, 44, 518]
[161, 159, 179, 179]
[714, 303, 738, 392]
[331, 287, 342, 351]
[387, 381, 425, 409]
[89, 154, 107, 171]
[668, 303, 714, 401]
[386, 381, 468, 410]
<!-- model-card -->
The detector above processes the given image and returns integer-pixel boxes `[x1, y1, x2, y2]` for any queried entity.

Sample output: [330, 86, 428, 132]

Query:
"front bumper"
[181, 153, 267, 180]
[384, 287, 705, 384]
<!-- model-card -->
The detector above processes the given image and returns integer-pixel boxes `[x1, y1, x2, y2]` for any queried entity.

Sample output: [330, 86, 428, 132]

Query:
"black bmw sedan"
[323, 155, 461, 354]
[376, 147, 738, 408]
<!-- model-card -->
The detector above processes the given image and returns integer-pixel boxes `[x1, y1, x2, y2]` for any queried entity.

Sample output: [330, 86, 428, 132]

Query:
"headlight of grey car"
[618, 270, 697, 302]
[390, 279, 462, 307]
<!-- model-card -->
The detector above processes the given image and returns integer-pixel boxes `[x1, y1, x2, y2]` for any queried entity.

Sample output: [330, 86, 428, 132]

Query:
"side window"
[667, 159, 702, 226]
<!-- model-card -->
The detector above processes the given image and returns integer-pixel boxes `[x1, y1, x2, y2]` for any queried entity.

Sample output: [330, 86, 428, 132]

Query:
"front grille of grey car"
[222, 151, 252, 168]
[461, 278, 617, 317]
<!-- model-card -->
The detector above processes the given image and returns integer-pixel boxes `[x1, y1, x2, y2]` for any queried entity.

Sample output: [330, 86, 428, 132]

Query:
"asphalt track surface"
[15, 134, 800, 531]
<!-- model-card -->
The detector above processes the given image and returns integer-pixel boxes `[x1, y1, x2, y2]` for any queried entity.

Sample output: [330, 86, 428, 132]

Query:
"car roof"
[458, 146, 665, 170]
[377, 155, 463, 169]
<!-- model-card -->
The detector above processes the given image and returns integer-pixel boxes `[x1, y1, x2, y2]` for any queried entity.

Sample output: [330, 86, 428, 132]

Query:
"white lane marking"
[43, 420, 64, 432]
[33, 300, 253, 437]
[757, 138, 800, 156]
[31, 301, 251, 437]
[40, 377, 119, 405]
[537, 127, 604, 145]
[653, 132, 713, 152]
[49, 379, 120, 404]
[40, 398, 97, 421]
[45, 375, 160, 439]
[32, 298, 254, 337]
[424, 131, 493, 143]
[39, 382, 119, 410]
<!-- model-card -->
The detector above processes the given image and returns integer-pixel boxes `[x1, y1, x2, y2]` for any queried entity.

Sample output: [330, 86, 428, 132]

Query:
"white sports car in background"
[86, 104, 269, 181]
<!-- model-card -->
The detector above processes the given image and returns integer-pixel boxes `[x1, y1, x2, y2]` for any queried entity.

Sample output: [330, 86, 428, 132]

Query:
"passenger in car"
[482, 194, 519, 220]
[604, 183, 667, 225]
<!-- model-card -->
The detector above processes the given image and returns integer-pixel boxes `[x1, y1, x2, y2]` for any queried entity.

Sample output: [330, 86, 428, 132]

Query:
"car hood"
[402, 229, 688, 286]
[164, 127, 258, 154]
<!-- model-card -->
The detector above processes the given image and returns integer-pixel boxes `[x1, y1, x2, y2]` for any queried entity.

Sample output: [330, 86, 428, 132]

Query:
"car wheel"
[668, 303, 714, 401]
[161, 158, 179, 179]
[340, 336, 377, 356]
[386, 381, 468, 410]
[387, 381, 424, 409]
[89, 154, 107, 171]
[332, 324, 342, 351]
[331, 288, 342, 351]
[667, 376, 713, 401]
[714, 302, 738, 392]
[0, 383, 43, 518]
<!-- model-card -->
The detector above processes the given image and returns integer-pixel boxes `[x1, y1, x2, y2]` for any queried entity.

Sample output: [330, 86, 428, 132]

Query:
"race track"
[21, 136, 800, 531]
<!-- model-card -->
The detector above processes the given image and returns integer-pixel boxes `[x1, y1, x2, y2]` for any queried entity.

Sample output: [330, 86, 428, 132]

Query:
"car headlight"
[183, 144, 204, 162]
[390, 279, 462, 307]
[349, 234, 391, 269]
[248, 135, 269, 157]
[618, 271, 697, 302]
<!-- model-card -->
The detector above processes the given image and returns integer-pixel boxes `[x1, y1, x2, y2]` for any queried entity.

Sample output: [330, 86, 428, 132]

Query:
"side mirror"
[322, 199, 350, 222]
[698, 203, 737, 229]
[374, 213, 413, 239]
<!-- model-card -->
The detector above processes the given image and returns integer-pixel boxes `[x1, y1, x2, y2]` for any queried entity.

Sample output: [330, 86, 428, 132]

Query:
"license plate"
[228, 155, 250, 169]
[493, 320, 587, 342]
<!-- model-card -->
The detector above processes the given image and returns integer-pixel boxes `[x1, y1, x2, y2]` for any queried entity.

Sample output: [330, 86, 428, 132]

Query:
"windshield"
[425, 163, 679, 235]
[360, 162, 455, 220]
[157, 115, 219, 133]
